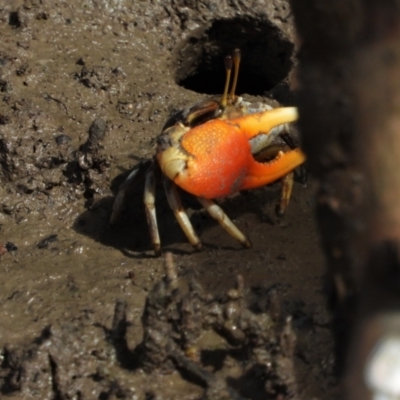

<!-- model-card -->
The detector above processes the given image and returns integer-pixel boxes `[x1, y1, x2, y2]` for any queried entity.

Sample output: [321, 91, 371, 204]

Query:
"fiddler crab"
[110, 49, 306, 256]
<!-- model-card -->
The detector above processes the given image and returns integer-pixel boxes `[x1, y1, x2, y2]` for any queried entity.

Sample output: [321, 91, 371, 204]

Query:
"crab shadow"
[72, 162, 285, 257]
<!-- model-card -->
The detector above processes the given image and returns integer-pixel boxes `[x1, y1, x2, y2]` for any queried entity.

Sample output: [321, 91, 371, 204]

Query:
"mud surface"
[0, 1, 339, 399]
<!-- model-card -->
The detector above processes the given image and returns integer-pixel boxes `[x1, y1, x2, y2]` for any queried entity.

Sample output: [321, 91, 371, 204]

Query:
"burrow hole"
[175, 17, 294, 98]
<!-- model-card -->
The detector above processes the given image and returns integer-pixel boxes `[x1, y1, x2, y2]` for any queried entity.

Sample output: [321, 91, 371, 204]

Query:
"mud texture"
[0, 1, 338, 399]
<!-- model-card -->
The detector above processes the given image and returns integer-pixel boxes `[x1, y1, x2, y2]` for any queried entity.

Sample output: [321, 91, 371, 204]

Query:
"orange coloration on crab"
[158, 108, 304, 200]
[111, 49, 306, 256]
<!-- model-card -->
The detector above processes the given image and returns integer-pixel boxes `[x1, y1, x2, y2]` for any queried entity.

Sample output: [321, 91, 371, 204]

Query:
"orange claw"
[240, 148, 305, 190]
[174, 119, 251, 199]
[171, 107, 305, 199]
[232, 106, 299, 139]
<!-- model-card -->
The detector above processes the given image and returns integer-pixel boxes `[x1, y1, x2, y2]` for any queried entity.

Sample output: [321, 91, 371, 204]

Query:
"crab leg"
[278, 171, 295, 216]
[196, 197, 252, 248]
[110, 160, 151, 224]
[162, 177, 203, 251]
[144, 162, 161, 256]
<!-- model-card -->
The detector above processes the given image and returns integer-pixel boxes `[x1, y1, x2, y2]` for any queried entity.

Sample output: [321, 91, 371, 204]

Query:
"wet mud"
[0, 1, 339, 399]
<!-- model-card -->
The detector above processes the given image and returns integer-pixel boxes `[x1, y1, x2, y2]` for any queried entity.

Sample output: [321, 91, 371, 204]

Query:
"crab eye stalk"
[229, 48, 241, 101]
[221, 55, 233, 108]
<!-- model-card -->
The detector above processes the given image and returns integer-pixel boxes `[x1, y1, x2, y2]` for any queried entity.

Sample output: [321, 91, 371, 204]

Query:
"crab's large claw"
[158, 107, 305, 200]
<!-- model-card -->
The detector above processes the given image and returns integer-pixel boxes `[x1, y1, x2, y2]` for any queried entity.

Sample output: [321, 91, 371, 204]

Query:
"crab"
[111, 49, 306, 256]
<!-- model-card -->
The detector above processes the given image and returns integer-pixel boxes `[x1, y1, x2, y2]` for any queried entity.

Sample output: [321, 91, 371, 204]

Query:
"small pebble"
[55, 134, 72, 145]
[37, 234, 58, 249]
[88, 118, 106, 144]
[5, 242, 17, 252]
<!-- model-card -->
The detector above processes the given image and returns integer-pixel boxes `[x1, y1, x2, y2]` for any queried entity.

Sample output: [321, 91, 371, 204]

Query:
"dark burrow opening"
[175, 17, 294, 97]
